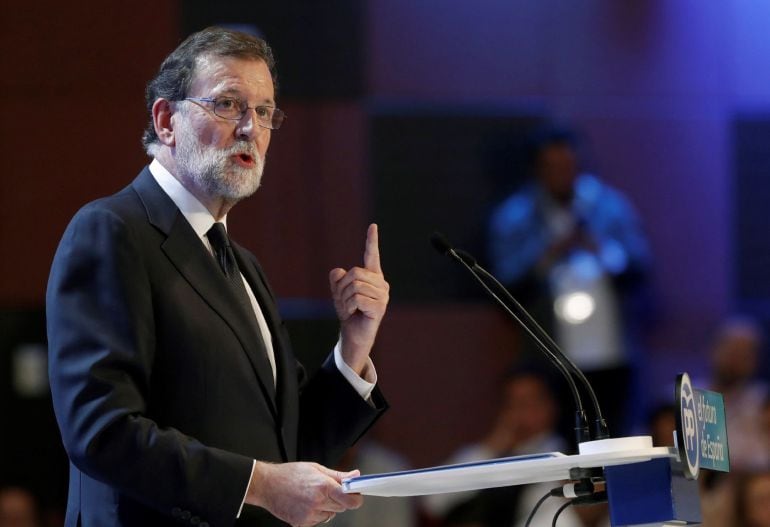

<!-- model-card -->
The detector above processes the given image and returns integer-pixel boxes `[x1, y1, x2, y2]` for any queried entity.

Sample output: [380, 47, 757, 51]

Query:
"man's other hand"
[247, 461, 362, 526]
[329, 224, 390, 375]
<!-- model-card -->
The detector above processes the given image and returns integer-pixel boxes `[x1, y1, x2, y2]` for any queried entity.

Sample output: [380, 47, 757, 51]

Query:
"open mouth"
[233, 153, 256, 167]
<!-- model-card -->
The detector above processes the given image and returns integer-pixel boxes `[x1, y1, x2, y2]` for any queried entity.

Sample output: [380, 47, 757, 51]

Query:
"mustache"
[225, 141, 259, 159]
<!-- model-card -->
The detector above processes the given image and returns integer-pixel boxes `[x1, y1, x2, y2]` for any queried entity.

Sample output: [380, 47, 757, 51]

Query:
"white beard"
[175, 121, 265, 202]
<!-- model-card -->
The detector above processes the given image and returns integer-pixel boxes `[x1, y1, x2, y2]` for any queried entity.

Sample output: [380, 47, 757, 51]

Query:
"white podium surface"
[343, 437, 677, 497]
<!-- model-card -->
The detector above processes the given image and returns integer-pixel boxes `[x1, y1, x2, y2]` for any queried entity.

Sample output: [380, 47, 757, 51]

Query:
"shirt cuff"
[238, 460, 257, 518]
[333, 340, 377, 401]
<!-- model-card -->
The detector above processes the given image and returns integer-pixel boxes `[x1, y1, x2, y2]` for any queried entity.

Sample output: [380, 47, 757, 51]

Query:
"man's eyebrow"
[214, 88, 242, 97]
[213, 88, 276, 106]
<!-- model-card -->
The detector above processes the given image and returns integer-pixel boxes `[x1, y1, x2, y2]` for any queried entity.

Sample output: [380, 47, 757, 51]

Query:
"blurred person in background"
[761, 396, 770, 460]
[707, 317, 769, 470]
[422, 364, 608, 527]
[487, 124, 652, 438]
[700, 318, 769, 527]
[646, 403, 676, 448]
[734, 471, 770, 527]
[0, 487, 41, 527]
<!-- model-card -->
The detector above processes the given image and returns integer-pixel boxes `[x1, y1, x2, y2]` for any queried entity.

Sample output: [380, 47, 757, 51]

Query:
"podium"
[343, 373, 729, 526]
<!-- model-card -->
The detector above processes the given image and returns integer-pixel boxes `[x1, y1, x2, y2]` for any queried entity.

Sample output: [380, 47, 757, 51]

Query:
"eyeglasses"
[183, 96, 286, 130]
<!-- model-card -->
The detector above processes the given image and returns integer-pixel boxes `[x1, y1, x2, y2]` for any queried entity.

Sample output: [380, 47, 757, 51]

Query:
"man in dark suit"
[46, 27, 389, 527]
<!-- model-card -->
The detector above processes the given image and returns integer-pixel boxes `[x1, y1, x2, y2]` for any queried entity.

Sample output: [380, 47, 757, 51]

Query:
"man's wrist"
[244, 461, 270, 508]
[333, 340, 376, 400]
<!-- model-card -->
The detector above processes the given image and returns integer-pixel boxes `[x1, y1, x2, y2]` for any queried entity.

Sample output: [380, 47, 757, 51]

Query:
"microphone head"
[430, 232, 477, 267]
[430, 231, 454, 255]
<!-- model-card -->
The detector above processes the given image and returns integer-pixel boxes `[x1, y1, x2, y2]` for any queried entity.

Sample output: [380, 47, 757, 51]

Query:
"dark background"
[3, 0, 770, 515]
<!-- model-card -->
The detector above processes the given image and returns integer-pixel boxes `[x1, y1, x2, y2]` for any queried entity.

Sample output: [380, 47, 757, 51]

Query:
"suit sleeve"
[297, 355, 387, 466]
[47, 205, 252, 526]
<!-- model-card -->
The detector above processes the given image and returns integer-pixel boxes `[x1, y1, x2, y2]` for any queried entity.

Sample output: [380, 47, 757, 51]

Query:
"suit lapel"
[232, 245, 296, 423]
[132, 168, 278, 414]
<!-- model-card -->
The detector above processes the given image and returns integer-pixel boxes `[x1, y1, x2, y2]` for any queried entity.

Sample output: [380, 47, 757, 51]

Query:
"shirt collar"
[148, 158, 227, 238]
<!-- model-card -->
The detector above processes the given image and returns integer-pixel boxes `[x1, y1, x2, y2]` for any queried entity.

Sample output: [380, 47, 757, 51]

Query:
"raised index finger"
[363, 223, 382, 273]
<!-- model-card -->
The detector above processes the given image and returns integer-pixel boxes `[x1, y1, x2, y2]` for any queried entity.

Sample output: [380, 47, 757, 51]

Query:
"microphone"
[431, 232, 609, 443]
[430, 232, 476, 267]
[470, 263, 608, 440]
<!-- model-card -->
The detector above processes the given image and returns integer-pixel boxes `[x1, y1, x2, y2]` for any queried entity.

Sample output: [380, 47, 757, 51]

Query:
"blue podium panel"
[604, 458, 701, 526]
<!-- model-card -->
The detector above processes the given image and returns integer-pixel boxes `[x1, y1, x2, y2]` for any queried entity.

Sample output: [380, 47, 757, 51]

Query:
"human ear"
[152, 98, 176, 146]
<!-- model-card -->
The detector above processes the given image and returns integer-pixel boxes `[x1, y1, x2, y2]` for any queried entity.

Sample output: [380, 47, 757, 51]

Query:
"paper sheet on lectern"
[342, 447, 676, 497]
[343, 453, 567, 497]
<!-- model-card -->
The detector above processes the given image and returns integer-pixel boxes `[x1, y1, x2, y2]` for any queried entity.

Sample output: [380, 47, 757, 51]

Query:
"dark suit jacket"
[46, 167, 386, 527]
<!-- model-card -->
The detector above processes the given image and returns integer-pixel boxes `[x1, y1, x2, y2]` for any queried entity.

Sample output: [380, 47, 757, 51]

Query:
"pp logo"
[678, 373, 700, 478]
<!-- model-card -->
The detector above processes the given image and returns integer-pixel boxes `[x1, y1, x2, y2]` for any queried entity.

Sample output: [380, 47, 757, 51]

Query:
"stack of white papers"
[343, 446, 675, 497]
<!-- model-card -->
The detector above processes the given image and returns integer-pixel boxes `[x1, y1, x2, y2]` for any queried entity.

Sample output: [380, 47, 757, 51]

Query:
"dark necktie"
[206, 222, 254, 315]
[207, 223, 277, 390]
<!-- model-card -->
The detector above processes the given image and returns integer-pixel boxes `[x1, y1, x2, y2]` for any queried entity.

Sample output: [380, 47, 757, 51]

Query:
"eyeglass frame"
[182, 96, 286, 130]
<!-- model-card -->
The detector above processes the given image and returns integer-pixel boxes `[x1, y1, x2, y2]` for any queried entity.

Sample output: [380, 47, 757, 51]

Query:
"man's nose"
[236, 108, 268, 141]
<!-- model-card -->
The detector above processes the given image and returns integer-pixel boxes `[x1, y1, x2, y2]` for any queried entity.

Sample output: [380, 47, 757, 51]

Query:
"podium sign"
[606, 374, 728, 525]
[675, 373, 730, 479]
